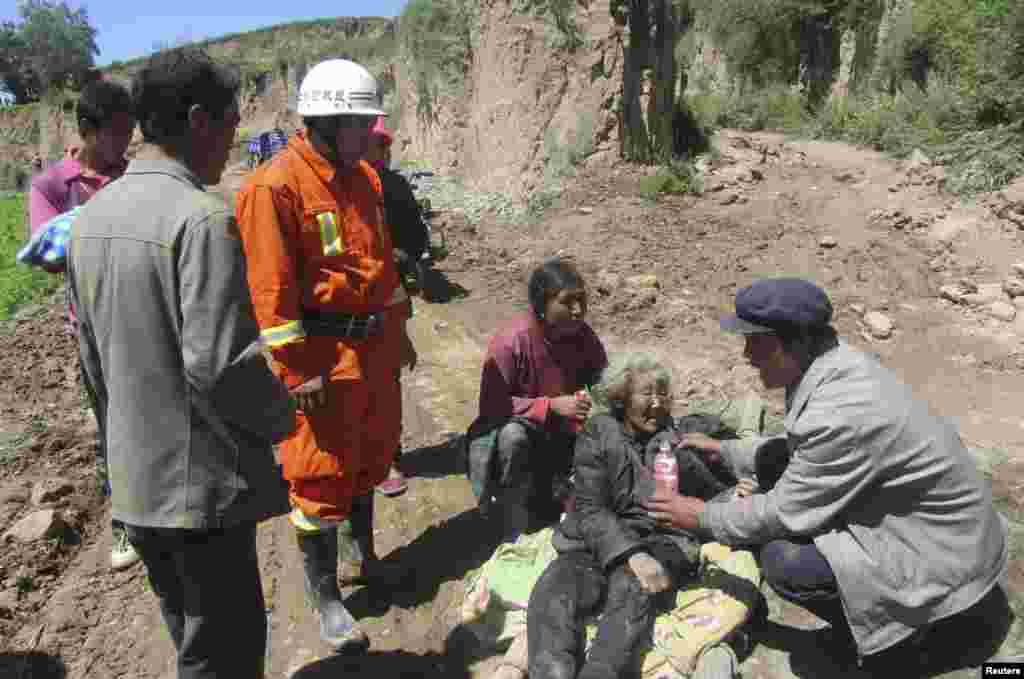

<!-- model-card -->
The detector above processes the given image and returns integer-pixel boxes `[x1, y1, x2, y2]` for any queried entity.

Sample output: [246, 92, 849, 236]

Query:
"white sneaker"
[110, 524, 141, 571]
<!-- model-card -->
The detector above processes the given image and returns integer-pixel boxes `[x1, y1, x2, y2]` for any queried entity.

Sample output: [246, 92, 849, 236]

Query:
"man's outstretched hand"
[643, 488, 705, 533]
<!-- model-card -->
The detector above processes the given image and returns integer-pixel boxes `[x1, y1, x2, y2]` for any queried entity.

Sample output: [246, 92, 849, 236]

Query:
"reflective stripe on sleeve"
[316, 212, 343, 256]
[289, 507, 341, 533]
[260, 320, 307, 348]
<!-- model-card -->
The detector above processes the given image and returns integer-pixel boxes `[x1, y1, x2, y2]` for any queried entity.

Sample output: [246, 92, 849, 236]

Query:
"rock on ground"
[30, 478, 76, 506]
[990, 301, 1018, 323]
[964, 283, 1007, 308]
[863, 311, 894, 339]
[3, 509, 66, 543]
[0, 589, 16, 615]
[625, 274, 660, 289]
[0, 483, 29, 506]
[1004, 278, 1024, 299]
[941, 284, 969, 304]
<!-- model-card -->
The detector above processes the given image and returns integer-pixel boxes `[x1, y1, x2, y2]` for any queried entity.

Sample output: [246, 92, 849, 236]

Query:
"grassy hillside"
[104, 17, 397, 83]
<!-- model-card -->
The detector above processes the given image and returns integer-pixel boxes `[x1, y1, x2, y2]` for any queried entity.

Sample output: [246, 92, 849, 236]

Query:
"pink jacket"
[29, 157, 124, 333]
[29, 158, 123, 237]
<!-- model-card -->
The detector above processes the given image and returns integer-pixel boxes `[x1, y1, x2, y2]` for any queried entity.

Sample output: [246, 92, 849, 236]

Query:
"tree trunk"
[850, 0, 886, 93]
[647, 0, 677, 161]
[619, 0, 652, 162]
[798, 12, 839, 109]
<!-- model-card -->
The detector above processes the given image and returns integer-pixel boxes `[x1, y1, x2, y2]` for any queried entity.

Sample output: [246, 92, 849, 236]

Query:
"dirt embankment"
[393, 0, 623, 199]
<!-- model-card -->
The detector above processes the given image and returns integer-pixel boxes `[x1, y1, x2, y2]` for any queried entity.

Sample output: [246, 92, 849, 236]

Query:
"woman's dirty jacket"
[553, 413, 729, 570]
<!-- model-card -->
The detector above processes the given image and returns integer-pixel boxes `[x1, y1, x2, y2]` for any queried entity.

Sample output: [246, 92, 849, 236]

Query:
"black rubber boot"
[338, 494, 408, 587]
[295, 528, 369, 653]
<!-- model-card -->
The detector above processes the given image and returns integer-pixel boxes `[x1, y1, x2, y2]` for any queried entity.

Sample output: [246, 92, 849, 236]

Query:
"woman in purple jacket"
[29, 79, 137, 572]
[467, 258, 608, 542]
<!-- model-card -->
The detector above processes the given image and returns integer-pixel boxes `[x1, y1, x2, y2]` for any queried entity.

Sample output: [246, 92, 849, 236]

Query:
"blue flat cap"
[720, 278, 833, 334]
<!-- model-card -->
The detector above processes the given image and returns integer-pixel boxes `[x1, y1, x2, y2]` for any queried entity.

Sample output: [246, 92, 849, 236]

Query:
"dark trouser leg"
[493, 421, 536, 540]
[579, 560, 659, 679]
[527, 552, 606, 679]
[126, 523, 267, 679]
[530, 431, 574, 523]
[339, 493, 406, 586]
[759, 539, 847, 631]
[79, 359, 119, 531]
[495, 421, 534, 489]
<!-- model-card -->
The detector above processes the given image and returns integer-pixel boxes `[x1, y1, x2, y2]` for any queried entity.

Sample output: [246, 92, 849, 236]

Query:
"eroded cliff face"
[393, 0, 624, 198]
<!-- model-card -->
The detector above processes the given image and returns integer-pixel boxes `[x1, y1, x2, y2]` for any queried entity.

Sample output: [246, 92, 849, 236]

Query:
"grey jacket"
[67, 158, 295, 529]
[701, 342, 1007, 655]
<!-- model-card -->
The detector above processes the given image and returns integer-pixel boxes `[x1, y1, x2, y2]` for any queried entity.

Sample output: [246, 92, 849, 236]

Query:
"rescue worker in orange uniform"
[235, 58, 416, 653]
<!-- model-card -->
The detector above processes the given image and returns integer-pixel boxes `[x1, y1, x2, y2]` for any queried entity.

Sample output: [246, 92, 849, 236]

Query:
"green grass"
[638, 161, 702, 200]
[690, 85, 808, 134]
[0, 194, 62, 320]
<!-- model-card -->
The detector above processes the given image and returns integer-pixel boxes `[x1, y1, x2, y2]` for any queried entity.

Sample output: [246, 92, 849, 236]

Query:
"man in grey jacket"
[67, 48, 295, 679]
[645, 278, 1010, 673]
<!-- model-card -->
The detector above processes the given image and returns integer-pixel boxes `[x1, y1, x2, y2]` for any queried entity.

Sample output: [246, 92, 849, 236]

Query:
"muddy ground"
[3, 131, 1024, 678]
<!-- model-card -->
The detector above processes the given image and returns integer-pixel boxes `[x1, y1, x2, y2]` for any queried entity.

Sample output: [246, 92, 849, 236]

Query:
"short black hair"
[76, 79, 133, 132]
[527, 258, 585, 319]
[133, 47, 240, 144]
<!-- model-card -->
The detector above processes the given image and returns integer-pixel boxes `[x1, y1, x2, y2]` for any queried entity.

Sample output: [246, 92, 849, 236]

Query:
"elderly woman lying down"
[524, 353, 753, 679]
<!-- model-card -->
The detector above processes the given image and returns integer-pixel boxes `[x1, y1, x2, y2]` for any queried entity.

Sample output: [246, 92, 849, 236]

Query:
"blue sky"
[0, 0, 409, 65]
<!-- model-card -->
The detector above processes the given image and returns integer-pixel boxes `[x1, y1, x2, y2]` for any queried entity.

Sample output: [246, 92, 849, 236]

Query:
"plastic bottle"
[652, 440, 678, 493]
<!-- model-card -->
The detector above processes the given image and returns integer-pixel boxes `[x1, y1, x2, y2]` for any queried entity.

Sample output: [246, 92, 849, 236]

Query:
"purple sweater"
[478, 314, 607, 433]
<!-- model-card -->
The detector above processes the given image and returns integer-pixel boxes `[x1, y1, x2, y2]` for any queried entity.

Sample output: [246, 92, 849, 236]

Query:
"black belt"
[302, 309, 383, 340]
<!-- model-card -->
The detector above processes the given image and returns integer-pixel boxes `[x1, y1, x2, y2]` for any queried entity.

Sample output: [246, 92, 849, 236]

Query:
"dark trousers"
[759, 538, 1014, 671]
[126, 523, 267, 679]
[759, 538, 847, 630]
[494, 420, 573, 521]
[528, 541, 690, 679]
[78, 358, 122, 533]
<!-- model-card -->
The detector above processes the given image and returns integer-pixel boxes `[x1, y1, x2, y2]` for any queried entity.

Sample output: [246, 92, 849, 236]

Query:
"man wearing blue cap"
[645, 277, 1010, 672]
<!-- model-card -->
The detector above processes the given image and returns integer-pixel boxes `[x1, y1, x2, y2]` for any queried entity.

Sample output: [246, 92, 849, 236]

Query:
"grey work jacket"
[701, 342, 1007, 656]
[68, 158, 295, 529]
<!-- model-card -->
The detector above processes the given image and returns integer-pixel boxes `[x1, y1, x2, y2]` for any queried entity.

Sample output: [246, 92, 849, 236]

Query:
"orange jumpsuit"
[236, 132, 409, 522]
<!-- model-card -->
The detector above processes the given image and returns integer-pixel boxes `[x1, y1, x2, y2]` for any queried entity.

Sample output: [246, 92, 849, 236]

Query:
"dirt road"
[3, 130, 1024, 678]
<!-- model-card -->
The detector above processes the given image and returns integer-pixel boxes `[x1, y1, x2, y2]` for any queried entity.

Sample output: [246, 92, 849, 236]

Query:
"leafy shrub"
[690, 0, 801, 89]
[975, 0, 1024, 125]
[542, 110, 597, 179]
[808, 74, 970, 153]
[638, 161, 700, 200]
[938, 121, 1024, 195]
[516, 0, 584, 50]
[399, 0, 475, 86]
[694, 85, 806, 132]
[399, 0, 476, 129]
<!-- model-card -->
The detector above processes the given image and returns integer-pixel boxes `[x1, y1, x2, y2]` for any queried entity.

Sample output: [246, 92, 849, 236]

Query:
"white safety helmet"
[297, 59, 384, 117]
